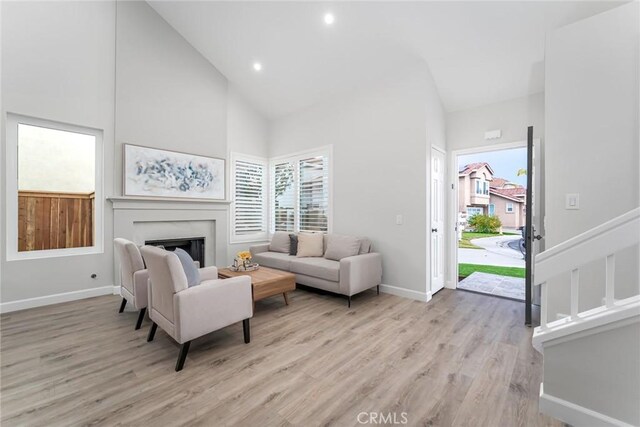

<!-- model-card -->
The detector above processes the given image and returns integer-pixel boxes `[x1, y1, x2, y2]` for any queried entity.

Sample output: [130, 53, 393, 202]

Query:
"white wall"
[545, 2, 640, 318]
[1, 1, 270, 305]
[227, 85, 270, 263]
[447, 92, 544, 152]
[270, 64, 446, 297]
[1, 0, 116, 303]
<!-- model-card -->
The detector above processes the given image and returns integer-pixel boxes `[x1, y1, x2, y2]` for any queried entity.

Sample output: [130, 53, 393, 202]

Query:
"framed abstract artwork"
[123, 144, 225, 200]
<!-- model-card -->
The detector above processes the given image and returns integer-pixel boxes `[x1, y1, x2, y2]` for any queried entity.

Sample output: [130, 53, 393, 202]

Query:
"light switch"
[396, 214, 403, 225]
[566, 193, 580, 210]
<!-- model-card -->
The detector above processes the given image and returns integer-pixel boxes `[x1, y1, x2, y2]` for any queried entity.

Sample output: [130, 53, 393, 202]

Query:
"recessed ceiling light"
[253, 62, 262, 71]
[324, 13, 335, 25]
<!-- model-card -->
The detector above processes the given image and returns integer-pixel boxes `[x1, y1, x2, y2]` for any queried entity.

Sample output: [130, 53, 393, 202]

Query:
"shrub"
[468, 214, 502, 233]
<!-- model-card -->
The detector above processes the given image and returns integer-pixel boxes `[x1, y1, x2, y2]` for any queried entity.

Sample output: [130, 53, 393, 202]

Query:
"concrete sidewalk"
[458, 248, 524, 267]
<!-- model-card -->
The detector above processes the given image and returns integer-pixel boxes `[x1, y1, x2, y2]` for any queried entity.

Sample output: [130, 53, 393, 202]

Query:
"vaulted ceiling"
[149, 1, 623, 118]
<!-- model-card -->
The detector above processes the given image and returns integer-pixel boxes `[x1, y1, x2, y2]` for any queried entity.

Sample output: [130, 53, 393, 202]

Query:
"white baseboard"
[379, 284, 430, 302]
[539, 383, 634, 427]
[1, 285, 120, 314]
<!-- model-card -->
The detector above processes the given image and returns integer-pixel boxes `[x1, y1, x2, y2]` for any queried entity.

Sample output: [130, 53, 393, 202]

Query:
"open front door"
[525, 126, 544, 325]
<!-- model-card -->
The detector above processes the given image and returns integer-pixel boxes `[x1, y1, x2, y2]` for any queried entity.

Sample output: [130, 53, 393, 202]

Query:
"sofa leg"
[348, 296, 352, 308]
[147, 322, 157, 342]
[175, 341, 191, 372]
[377, 285, 380, 295]
[243, 318, 251, 344]
[135, 308, 146, 330]
[118, 298, 127, 313]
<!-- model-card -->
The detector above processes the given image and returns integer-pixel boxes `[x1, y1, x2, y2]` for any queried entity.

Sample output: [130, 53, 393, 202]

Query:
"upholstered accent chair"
[114, 238, 149, 330]
[140, 245, 253, 371]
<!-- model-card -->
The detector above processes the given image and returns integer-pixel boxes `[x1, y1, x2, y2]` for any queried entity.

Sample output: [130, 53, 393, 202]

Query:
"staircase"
[532, 207, 640, 427]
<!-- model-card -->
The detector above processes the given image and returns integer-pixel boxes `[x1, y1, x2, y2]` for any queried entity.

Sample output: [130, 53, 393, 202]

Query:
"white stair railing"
[534, 207, 640, 332]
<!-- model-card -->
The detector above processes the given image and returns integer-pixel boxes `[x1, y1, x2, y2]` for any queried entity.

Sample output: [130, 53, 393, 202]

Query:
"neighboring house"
[458, 162, 526, 229]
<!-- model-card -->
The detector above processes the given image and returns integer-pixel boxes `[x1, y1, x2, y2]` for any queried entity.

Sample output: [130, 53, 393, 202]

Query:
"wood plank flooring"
[0, 288, 564, 426]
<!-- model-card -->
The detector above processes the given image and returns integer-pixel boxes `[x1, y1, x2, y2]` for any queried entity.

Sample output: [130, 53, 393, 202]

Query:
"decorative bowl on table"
[229, 263, 260, 272]
[231, 251, 259, 271]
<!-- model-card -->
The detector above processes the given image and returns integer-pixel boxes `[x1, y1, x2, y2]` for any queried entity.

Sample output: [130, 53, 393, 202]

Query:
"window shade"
[272, 162, 295, 232]
[298, 156, 329, 232]
[234, 159, 266, 236]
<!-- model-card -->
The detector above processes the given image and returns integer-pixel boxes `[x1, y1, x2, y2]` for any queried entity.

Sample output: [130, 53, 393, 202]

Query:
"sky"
[458, 147, 527, 187]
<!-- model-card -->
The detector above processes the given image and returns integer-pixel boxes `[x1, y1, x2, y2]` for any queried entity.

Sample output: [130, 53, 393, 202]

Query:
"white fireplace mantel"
[108, 196, 232, 211]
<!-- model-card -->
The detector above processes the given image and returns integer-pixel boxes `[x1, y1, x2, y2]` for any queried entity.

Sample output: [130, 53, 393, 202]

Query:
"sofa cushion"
[290, 257, 340, 282]
[269, 231, 290, 253]
[252, 252, 294, 271]
[324, 234, 361, 261]
[296, 233, 324, 257]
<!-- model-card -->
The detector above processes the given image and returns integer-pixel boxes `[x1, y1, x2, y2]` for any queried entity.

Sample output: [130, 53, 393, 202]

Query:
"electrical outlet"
[565, 193, 579, 210]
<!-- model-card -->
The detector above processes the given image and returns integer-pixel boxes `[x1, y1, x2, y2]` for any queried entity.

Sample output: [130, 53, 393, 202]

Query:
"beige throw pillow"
[296, 233, 324, 257]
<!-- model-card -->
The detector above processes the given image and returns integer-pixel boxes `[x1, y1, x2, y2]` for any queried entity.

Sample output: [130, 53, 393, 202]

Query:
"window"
[230, 153, 268, 243]
[506, 203, 514, 213]
[488, 204, 495, 216]
[475, 180, 489, 195]
[6, 114, 103, 260]
[270, 147, 332, 233]
[483, 181, 489, 195]
[475, 180, 481, 194]
[467, 207, 483, 217]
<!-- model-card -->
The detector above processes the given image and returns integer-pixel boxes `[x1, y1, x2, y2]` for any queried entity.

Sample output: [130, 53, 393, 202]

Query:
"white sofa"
[250, 232, 382, 307]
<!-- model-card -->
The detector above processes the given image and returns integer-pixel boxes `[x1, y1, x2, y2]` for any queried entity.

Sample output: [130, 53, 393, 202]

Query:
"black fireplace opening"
[145, 237, 205, 267]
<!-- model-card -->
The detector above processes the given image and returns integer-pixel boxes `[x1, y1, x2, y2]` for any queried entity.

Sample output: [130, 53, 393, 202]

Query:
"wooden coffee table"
[217, 266, 296, 306]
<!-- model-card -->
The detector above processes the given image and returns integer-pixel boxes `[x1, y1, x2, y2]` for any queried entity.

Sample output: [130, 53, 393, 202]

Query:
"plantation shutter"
[233, 158, 267, 240]
[298, 155, 329, 232]
[272, 161, 295, 232]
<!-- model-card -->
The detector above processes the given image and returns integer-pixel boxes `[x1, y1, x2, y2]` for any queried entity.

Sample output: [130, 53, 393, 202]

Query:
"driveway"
[459, 235, 525, 268]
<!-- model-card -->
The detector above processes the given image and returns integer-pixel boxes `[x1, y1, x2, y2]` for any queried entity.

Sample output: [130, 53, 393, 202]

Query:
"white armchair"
[140, 245, 253, 371]
[114, 238, 149, 330]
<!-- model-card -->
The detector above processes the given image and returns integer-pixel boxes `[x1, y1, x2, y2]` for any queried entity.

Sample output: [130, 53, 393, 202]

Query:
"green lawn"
[458, 263, 525, 279]
[458, 231, 519, 249]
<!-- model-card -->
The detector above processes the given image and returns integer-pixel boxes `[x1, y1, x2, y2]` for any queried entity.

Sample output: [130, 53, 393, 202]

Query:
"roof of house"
[489, 177, 507, 188]
[490, 187, 525, 203]
[459, 162, 495, 176]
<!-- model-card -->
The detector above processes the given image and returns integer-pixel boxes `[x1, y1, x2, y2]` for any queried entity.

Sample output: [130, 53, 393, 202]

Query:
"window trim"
[488, 203, 495, 216]
[506, 202, 515, 213]
[269, 145, 333, 235]
[466, 207, 483, 217]
[229, 152, 268, 244]
[5, 113, 104, 261]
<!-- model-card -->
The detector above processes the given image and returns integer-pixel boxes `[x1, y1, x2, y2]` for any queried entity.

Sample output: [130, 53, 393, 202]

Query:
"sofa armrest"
[174, 276, 253, 343]
[194, 260, 200, 268]
[340, 253, 382, 296]
[198, 266, 219, 282]
[132, 269, 149, 309]
[250, 243, 270, 257]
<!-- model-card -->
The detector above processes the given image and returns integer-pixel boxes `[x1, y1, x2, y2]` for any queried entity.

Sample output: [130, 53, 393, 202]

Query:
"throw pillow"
[289, 234, 298, 256]
[173, 248, 200, 288]
[269, 231, 290, 253]
[296, 233, 324, 257]
[324, 234, 361, 261]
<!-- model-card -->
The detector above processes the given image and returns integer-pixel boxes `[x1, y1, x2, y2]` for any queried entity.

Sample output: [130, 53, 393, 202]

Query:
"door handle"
[432, 228, 438, 233]
[533, 234, 542, 241]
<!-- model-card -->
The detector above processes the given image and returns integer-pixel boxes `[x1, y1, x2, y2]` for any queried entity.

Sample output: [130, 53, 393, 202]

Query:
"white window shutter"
[298, 155, 329, 233]
[232, 156, 267, 242]
[272, 161, 296, 232]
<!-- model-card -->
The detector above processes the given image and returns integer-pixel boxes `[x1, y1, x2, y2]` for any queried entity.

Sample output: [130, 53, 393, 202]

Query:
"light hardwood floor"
[1, 288, 563, 426]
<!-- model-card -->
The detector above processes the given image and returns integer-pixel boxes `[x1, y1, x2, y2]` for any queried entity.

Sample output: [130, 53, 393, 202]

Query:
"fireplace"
[145, 237, 205, 267]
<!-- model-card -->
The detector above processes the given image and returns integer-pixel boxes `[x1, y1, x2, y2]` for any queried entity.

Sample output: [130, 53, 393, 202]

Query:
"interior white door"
[431, 148, 445, 294]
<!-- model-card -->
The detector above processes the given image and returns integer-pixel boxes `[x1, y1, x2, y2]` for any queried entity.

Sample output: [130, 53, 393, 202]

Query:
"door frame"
[447, 140, 538, 290]
[429, 146, 447, 297]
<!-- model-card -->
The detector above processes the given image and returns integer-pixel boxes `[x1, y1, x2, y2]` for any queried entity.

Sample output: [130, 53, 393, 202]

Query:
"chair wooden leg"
[283, 292, 289, 305]
[175, 341, 191, 372]
[135, 308, 146, 330]
[147, 322, 157, 342]
[118, 298, 127, 313]
[377, 285, 380, 295]
[348, 296, 352, 308]
[243, 318, 251, 344]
